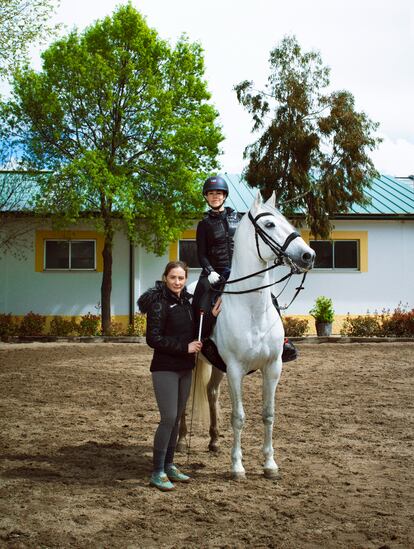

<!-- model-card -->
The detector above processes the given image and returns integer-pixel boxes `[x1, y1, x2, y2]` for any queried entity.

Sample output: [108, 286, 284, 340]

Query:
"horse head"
[245, 191, 315, 273]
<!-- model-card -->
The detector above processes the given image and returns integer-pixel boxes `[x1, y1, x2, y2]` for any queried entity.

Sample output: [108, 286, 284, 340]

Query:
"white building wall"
[2, 217, 413, 319]
[0, 221, 131, 317]
[286, 219, 414, 316]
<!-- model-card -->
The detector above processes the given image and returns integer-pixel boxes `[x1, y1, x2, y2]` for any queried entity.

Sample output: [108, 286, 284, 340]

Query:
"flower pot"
[315, 321, 332, 336]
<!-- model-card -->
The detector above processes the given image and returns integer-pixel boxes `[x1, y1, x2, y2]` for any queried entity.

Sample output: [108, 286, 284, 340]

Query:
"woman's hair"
[162, 260, 188, 279]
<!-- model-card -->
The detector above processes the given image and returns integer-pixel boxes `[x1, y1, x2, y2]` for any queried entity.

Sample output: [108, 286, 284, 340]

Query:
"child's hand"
[212, 297, 222, 318]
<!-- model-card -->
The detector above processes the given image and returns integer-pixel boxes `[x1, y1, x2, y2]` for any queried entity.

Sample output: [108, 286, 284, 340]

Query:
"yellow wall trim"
[301, 230, 368, 272]
[35, 230, 104, 272]
[169, 229, 196, 261]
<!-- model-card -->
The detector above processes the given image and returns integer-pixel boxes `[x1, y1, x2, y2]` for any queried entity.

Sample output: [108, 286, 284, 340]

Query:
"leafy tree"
[1, 4, 223, 333]
[235, 35, 381, 238]
[0, 169, 43, 257]
[0, 0, 59, 77]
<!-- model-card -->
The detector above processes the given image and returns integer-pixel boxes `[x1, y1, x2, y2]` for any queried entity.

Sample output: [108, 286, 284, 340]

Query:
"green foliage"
[18, 311, 46, 336]
[49, 316, 78, 336]
[78, 313, 101, 336]
[4, 4, 222, 253]
[127, 313, 147, 336]
[235, 35, 381, 238]
[0, 313, 19, 337]
[309, 296, 334, 323]
[1, 4, 223, 334]
[283, 316, 309, 337]
[0, 0, 59, 77]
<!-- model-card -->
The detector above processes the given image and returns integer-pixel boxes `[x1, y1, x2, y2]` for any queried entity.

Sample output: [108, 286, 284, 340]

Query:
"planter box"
[315, 322, 333, 336]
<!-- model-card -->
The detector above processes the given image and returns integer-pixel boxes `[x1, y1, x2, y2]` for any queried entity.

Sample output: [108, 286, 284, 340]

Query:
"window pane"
[310, 241, 333, 268]
[334, 241, 358, 269]
[71, 241, 95, 269]
[179, 240, 200, 268]
[45, 241, 69, 269]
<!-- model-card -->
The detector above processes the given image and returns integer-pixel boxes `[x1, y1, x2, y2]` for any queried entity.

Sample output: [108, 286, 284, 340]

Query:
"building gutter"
[129, 241, 135, 326]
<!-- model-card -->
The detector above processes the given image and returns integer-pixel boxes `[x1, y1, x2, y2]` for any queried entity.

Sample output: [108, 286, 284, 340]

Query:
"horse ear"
[253, 191, 263, 211]
[265, 192, 276, 208]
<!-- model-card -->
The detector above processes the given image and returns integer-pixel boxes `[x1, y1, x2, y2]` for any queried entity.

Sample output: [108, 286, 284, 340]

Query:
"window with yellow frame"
[35, 230, 104, 272]
[302, 230, 368, 272]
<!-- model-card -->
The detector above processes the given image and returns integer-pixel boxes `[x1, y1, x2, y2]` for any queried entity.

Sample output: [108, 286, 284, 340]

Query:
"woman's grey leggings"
[151, 369, 192, 473]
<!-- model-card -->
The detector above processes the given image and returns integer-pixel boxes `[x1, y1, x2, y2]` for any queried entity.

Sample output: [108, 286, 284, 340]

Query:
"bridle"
[211, 209, 307, 309]
[248, 211, 301, 266]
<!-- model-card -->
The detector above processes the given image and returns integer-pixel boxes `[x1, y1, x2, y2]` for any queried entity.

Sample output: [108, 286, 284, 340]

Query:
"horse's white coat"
[192, 192, 315, 478]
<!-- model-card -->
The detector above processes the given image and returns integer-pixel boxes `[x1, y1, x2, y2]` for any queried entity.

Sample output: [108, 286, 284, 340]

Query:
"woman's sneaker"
[165, 465, 190, 483]
[149, 472, 175, 491]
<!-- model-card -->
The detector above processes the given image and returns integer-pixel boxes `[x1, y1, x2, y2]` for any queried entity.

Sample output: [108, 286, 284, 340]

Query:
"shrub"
[127, 313, 147, 336]
[78, 313, 101, 336]
[380, 306, 414, 337]
[108, 320, 127, 336]
[49, 316, 79, 336]
[19, 311, 46, 336]
[340, 313, 382, 337]
[340, 304, 414, 337]
[283, 316, 309, 337]
[0, 313, 19, 337]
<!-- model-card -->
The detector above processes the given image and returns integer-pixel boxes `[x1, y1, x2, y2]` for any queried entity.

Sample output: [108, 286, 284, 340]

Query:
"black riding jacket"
[196, 207, 241, 275]
[138, 282, 196, 372]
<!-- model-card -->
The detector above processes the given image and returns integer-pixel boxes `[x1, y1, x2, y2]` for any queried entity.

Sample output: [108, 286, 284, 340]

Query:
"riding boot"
[271, 293, 298, 362]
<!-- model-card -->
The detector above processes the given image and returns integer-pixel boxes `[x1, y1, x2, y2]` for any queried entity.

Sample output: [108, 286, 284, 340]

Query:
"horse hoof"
[208, 442, 219, 453]
[175, 442, 186, 454]
[263, 468, 280, 479]
[231, 471, 246, 481]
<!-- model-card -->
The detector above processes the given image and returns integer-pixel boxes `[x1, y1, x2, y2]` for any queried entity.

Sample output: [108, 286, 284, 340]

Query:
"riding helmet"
[202, 175, 229, 197]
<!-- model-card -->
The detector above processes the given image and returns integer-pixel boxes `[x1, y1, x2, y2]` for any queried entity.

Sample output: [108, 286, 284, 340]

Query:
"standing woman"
[138, 260, 220, 491]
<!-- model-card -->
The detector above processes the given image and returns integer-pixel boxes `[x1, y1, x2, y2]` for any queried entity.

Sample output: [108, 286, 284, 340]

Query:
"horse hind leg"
[176, 409, 187, 453]
[207, 367, 224, 452]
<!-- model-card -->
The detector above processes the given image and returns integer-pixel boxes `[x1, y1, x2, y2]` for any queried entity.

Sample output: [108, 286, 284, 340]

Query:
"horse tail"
[187, 354, 212, 427]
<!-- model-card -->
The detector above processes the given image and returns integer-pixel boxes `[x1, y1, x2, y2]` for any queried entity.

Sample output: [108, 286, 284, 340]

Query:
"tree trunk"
[101, 220, 113, 335]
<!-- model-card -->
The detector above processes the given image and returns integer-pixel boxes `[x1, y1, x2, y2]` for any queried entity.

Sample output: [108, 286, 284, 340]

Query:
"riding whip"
[187, 309, 204, 464]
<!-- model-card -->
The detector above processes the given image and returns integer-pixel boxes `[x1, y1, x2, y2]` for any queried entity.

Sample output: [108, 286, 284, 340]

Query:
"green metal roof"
[220, 173, 414, 217]
[2, 170, 414, 218]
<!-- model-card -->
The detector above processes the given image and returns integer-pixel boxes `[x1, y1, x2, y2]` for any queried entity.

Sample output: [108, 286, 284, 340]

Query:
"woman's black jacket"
[138, 282, 196, 372]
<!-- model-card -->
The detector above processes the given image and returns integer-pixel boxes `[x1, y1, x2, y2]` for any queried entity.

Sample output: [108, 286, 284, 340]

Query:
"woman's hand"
[188, 340, 203, 354]
[212, 297, 222, 318]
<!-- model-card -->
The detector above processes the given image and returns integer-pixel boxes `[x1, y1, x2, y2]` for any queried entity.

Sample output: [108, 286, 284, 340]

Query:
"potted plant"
[309, 296, 335, 336]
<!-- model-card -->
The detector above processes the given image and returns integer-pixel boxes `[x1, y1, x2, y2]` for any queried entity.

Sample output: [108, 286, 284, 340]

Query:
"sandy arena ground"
[0, 341, 413, 549]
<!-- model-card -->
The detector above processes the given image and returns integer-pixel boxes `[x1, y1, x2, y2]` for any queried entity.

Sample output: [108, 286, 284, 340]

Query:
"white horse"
[180, 191, 315, 479]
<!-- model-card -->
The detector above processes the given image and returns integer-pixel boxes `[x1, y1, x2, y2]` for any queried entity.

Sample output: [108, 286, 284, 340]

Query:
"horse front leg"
[176, 408, 187, 453]
[227, 366, 246, 479]
[262, 360, 282, 478]
[207, 367, 224, 452]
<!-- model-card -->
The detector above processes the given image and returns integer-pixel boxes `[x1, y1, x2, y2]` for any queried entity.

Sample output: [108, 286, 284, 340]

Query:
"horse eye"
[265, 221, 275, 229]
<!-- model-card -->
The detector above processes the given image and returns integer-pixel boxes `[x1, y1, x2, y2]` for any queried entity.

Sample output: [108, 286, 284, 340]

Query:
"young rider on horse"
[138, 260, 220, 491]
[192, 175, 297, 363]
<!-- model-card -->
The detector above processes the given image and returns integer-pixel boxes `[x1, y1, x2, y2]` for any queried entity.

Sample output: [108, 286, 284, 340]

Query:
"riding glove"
[208, 271, 221, 285]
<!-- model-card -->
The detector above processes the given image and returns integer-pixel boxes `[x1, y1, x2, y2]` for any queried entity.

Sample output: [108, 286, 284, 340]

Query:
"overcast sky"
[28, 0, 414, 176]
